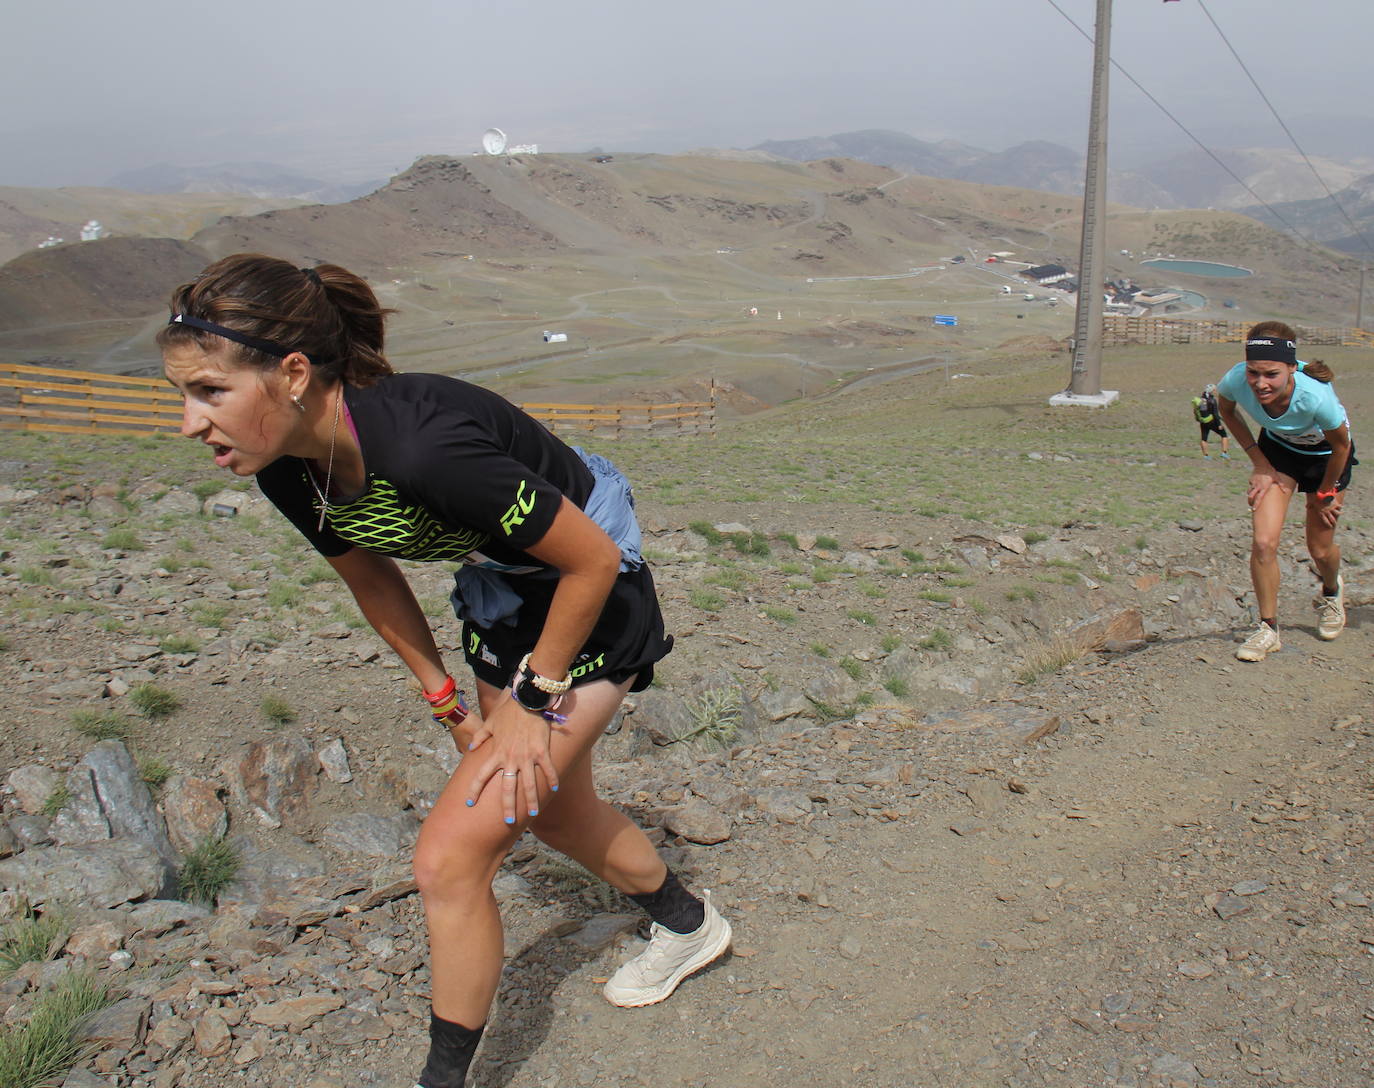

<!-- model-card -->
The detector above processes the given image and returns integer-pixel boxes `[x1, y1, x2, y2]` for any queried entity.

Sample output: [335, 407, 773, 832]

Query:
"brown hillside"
[192, 158, 558, 272]
[0, 236, 210, 331]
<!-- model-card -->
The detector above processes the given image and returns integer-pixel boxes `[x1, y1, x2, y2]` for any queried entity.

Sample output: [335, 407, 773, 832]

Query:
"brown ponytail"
[1304, 359, 1335, 383]
[156, 253, 395, 387]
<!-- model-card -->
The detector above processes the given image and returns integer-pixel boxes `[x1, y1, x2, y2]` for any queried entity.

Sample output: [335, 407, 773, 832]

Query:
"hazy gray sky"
[3, 0, 1370, 187]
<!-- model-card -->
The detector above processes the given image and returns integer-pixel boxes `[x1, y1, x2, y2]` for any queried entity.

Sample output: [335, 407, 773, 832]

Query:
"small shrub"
[847, 609, 877, 625]
[918, 590, 952, 604]
[920, 628, 954, 651]
[17, 567, 52, 586]
[129, 684, 180, 720]
[1018, 637, 1088, 685]
[177, 837, 241, 905]
[102, 528, 144, 551]
[191, 602, 230, 628]
[70, 709, 134, 741]
[0, 969, 111, 1088]
[881, 633, 902, 653]
[687, 521, 724, 546]
[261, 695, 297, 726]
[814, 535, 840, 551]
[839, 657, 863, 680]
[535, 855, 621, 912]
[1023, 530, 1048, 545]
[730, 532, 770, 557]
[672, 687, 742, 749]
[809, 642, 830, 658]
[266, 584, 300, 609]
[191, 480, 222, 501]
[883, 676, 910, 698]
[158, 634, 200, 654]
[776, 532, 799, 549]
[689, 589, 723, 612]
[901, 549, 926, 564]
[763, 606, 797, 625]
[156, 555, 184, 574]
[39, 786, 70, 819]
[300, 560, 336, 585]
[1006, 585, 1037, 602]
[810, 565, 835, 584]
[0, 905, 67, 978]
[139, 758, 173, 791]
[857, 580, 885, 599]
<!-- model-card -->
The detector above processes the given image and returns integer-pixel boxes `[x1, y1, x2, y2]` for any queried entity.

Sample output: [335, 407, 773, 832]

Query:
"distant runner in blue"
[1214, 320, 1355, 663]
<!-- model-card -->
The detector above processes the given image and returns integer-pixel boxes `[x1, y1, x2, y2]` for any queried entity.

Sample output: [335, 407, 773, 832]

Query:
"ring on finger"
[501, 771, 519, 777]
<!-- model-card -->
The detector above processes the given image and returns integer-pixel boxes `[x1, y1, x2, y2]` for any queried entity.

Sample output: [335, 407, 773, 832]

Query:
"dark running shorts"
[1258, 430, 1357, 494]
[1199, 420, 1226, 439]
[458, 563, 673, 693]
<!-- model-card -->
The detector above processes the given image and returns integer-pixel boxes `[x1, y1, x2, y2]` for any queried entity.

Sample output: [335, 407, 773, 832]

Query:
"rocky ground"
[1, 359, 1372, 1087]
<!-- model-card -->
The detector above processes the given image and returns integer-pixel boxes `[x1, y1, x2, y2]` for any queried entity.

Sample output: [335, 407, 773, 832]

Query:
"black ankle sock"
[1260, 618, 1277, 630]
[629, 868, 705, 934]
[417, 1011, 484, 1088]
[1323, 584, 1339, 597]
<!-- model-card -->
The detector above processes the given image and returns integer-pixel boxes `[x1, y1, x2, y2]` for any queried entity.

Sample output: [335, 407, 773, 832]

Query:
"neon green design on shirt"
[320, 476, 488, 561]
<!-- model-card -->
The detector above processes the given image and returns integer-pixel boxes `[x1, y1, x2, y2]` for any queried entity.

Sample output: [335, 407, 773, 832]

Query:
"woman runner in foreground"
[159, 253, 731, 1087]
[1214, 320, 1355, 662]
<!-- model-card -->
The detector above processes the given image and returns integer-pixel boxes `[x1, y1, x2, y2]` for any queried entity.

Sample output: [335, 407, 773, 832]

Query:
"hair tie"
[301, 266, 323, 286]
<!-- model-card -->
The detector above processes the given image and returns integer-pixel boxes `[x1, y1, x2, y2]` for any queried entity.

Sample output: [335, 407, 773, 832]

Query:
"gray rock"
[662, 799, 732, 844]
[754, 788, 813, 821]
[126, 899, 211, 937]
[6, 765, 60, 814]
[317, 738, 353, 783]
[51, 741, 175, 866]
[0, 822, 15, 859]
[79, 996, 150, 1047]
[150, 490, 201, 517]
[759, 687, 812, 722]
[566, 912, 641, 951]
[804, 663, 859, 709]
[631, 687, 695, 746]
[0, 840, 174, 908]
[321, 813, 419, 858]
[7, 814, 52, 849]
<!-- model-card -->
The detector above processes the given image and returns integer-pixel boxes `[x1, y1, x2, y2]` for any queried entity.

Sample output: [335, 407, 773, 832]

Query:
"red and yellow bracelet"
[422, 675, 469, 727]
[1316, 487, 1338, 504]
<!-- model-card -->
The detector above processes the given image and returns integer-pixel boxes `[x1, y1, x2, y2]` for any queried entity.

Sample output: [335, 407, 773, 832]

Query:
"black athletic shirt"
[256, 373, 594, 571]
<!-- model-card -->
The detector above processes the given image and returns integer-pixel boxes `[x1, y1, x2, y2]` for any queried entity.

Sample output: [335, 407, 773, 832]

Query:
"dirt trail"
[467, 615, 1372, 1088]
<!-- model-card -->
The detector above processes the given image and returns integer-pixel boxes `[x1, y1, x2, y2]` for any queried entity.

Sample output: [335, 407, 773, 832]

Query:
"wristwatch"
[510, 654, 570, 713]
[511, 667, 555, 712]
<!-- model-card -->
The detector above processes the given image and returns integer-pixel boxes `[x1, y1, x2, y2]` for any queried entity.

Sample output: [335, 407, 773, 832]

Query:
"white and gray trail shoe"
[603, 892, 732, 1007]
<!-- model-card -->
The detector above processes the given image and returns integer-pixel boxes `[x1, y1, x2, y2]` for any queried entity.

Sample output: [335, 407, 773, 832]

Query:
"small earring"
[291, 394, 306, 413]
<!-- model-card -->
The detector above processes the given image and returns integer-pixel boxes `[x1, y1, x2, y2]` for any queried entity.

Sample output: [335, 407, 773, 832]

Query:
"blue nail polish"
[465, 799, 475, 807]
[551, 785, 559, 792]
[467, 742, 476, 751]
[504, 816, 515, 825]
[528, 809, 538, 817]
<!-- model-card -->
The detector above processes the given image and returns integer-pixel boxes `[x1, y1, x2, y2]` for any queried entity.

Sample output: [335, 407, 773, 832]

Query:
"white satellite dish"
[481, 128, 508, 156]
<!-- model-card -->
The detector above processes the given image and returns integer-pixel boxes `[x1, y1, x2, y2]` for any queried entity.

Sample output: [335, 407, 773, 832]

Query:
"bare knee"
[413, 825, 503, 903]
[1251, 535, 1281, 564]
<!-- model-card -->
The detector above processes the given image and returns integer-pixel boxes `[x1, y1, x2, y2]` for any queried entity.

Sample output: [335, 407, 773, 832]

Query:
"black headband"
[168, 313, 291, 358]
[1245, 337, 1297, 365]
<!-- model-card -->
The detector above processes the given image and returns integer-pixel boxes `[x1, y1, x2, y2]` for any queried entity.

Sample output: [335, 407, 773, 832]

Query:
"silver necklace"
[304, 386, 342, 531]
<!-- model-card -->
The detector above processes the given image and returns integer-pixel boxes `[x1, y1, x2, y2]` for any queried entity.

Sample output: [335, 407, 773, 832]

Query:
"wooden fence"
[0, 362, 715, 438]
[1103, 316, 1374, 348]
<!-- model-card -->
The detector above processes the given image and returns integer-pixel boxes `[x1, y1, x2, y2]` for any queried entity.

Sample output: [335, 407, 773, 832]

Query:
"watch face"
[514, 674, 553, 711]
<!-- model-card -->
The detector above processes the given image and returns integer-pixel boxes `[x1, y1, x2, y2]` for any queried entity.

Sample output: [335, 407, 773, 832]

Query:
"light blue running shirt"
[1215, 360, 1347, 454]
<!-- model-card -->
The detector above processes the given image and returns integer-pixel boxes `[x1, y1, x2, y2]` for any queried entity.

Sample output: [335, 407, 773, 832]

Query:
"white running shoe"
[603, 892, 731, 1007]
[1235, 623, 1281, 662]
[1314, 574, 1345, 640]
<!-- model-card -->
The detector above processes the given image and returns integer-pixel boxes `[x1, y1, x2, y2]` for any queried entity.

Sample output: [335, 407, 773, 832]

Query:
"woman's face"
[164, 342, 299, 476]
[1244, 359, 1295, 409]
